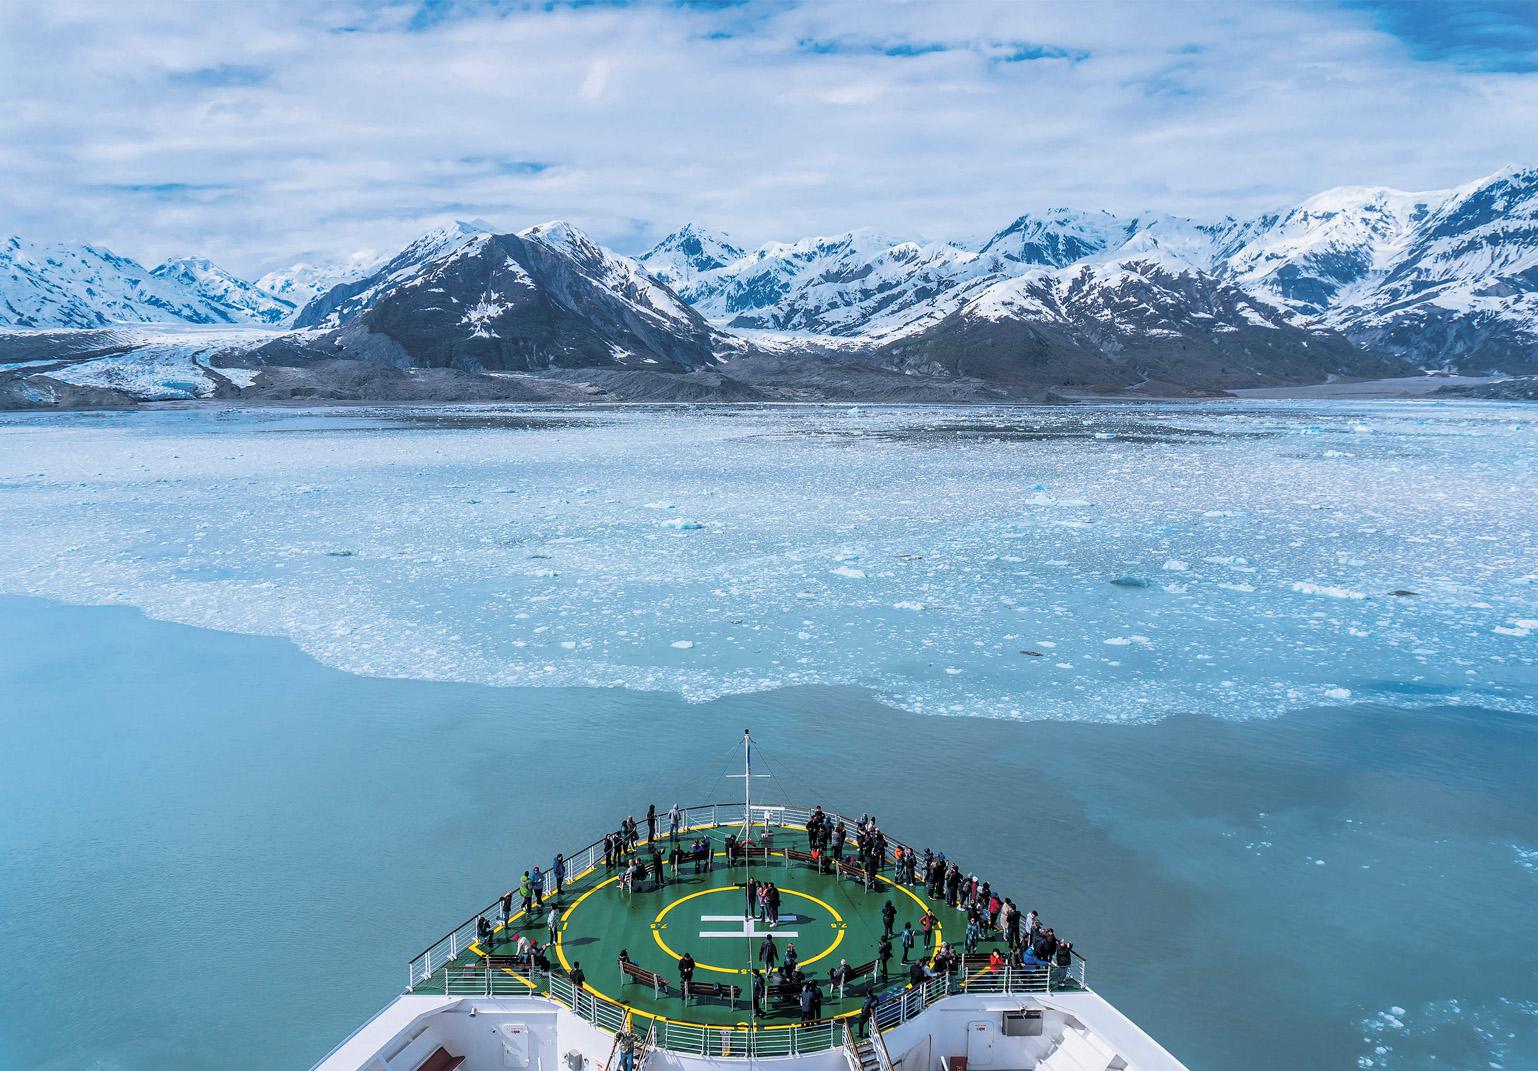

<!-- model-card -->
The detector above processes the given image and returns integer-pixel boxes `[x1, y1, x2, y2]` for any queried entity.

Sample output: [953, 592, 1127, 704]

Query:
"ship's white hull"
[314, 990, 1187, 1071]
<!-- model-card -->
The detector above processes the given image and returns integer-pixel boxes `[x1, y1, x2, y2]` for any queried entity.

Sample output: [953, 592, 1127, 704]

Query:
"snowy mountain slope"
[317, 222, 725, 371]
[977, 208, 1127, 268]
[0, 237, 288, 329]
[639, 225, 744, 288]
[291, 219, 494, 328]
[1325, 168, 1538, 372]
[1215, 187, 1447, 315]
[255, 250, 388, 313]
[876, 252, 1411, 388]
[150, 257, 296, 325]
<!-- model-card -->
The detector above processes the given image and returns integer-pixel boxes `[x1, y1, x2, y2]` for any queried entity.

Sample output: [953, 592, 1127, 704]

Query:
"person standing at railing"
[570, 961, 586, 991]
[531, 866, 545, 911]
[604, 832, 615, 871]
[646, 804, 657, 844]
[963, 917, 980, 955]
[553, 853, 566, 897]
[501, 890, 514, 933]
[520, 872, 534, 917]
[858, 990, 879, 1038]
[1051, 940, 1072, 988]
[668, 803, 682, 841]
[477, 915, 493, 952]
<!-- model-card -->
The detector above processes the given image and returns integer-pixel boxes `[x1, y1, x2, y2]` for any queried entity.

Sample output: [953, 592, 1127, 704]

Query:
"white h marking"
[698, 915, 800, 939]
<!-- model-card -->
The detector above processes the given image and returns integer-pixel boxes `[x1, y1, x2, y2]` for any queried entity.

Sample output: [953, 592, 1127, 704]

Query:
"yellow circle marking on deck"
[649, 886, 846, 975]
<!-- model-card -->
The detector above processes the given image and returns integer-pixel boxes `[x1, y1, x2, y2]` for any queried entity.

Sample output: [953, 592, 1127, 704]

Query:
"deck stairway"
[843, 1022, 892, 1071]
[602, 1016, 657, 1071]
[1034, 1025, 1128, 1071]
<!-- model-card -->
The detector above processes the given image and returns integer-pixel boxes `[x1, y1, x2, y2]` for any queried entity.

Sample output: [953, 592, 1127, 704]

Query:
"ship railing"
[426, 962, 1073, 1057]
[407, 802, 783, 991]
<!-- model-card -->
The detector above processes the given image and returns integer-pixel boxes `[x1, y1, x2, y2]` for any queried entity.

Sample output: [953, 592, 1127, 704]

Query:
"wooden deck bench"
[766, 979, 803, 1005]
[832, 959, 877, 997]
[619, 959, 671, 997]
[414, 1047, 465, 1071]
[685, 979, 742, 1007]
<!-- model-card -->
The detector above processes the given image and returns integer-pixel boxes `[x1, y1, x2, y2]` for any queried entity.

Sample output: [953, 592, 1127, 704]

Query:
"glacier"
[0, 401, 1533, 724]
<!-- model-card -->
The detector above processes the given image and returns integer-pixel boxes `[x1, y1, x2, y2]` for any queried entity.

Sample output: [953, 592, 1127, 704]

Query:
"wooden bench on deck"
[619, 959, 672, 997]
[832, 958, 877, 997]
[684, 979, 742, 1008]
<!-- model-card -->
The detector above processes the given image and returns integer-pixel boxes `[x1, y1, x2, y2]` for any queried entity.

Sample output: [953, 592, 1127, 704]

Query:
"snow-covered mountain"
[1324, 167, 1538, 371]
[0, 237, 290, 329]
[255, 251, 388, 312]
[877, 250, 1410, 388]
[150, 257, 296, 325]
[639, 224, 744, 288]
[299, 220, 727, 372]
[8, 164, 1537, 380]
[292, 219, 494, 328]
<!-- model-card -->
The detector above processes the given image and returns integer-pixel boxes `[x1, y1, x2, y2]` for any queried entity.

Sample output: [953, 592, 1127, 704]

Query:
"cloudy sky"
[3, 0, 1537, 277]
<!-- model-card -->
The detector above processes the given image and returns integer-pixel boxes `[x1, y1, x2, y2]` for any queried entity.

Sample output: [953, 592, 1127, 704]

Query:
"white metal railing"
[403, 801, 1089, 1057]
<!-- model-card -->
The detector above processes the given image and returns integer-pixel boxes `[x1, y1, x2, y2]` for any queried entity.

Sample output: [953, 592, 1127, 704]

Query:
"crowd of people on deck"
[475, 803, 1078, 1033]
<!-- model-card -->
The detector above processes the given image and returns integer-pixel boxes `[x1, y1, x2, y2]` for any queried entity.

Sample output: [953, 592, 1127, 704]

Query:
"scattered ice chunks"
[0, 401, 1533, 723]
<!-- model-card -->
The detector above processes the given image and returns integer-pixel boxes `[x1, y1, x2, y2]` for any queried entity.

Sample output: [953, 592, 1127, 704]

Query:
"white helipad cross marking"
[698, 915, 800, 939]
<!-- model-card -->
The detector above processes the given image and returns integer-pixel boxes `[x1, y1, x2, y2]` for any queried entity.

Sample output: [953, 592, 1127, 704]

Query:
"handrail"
[871, 1020, 894, 1071]
[841, 1020, 862, 1071]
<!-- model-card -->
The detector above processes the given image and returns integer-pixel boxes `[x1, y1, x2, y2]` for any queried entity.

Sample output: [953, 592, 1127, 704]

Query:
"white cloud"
[0, 0, 1535, 278]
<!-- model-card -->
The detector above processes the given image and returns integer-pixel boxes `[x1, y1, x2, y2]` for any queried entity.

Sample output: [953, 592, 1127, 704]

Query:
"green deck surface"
[424, 823, 1017, 1028]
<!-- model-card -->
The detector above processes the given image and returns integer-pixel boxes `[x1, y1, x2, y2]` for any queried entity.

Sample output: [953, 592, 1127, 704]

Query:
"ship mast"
[741, 727, 752, 841]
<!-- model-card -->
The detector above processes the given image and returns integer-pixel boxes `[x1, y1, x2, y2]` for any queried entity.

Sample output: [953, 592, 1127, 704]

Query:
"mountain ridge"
[5, 165, 1537, 407]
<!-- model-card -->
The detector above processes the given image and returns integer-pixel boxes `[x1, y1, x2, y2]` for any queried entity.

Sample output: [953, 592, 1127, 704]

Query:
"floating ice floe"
[1292, 581, 1368, 600]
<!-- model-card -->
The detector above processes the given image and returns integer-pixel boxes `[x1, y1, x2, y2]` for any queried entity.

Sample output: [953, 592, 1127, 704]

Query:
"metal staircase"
[843, 1021, 892, 1071]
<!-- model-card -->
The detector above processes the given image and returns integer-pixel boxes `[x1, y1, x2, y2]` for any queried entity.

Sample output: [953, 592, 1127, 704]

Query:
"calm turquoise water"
[2, 595, 1535, 1071]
